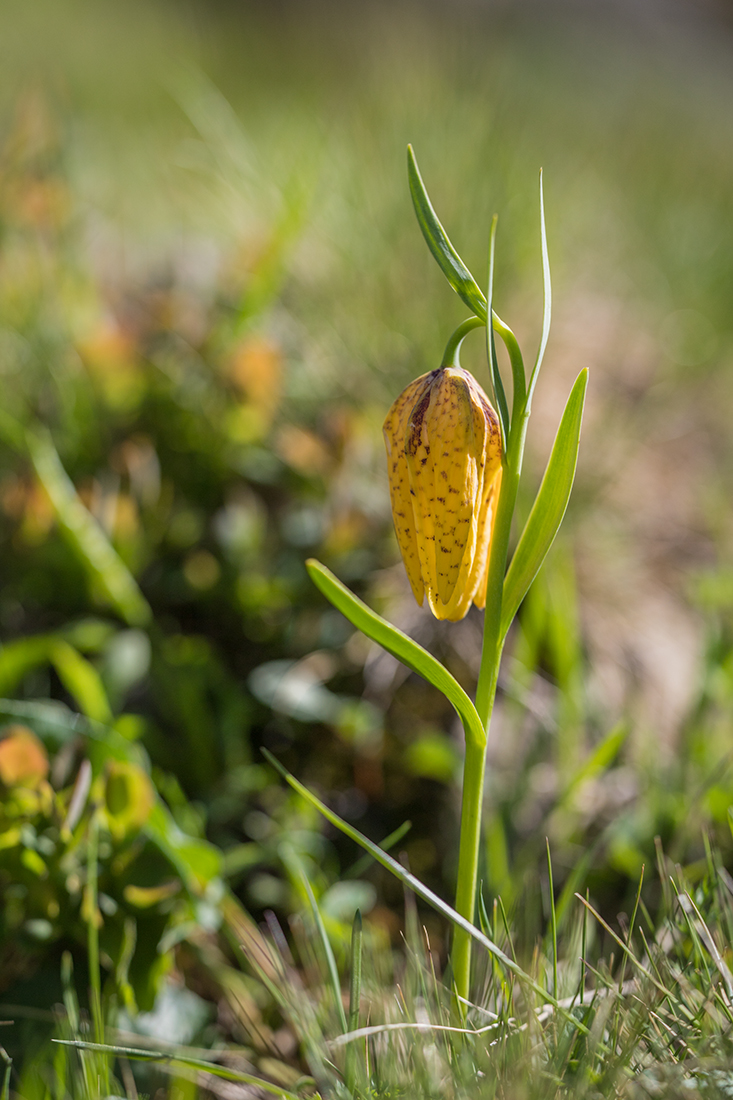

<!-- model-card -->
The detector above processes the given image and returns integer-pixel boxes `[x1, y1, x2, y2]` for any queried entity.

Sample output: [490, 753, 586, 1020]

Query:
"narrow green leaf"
[0, 1048, 10, 1100]
[0, 698, 136, 761]
[52, 1042, 300, 1100]
[85, 814, 106, 1069]
[345, 909, 364, 1094]
[345, 819, 411, 879]
[528, 169, 552, 405]
[348, 910, 363, 1032]
[0, 636, 56, 697]
[546, 839, 558, 999]
[486, 214, 508, 445]
[556, 721, 629, 811]
[281, 846, 348, 1033]
[501, 368, 588, 639]
[477, 888, 492, 938]
[306, 559, 486, 749]
[407, 145, 488, 322]
[575, 894, 679, 1004]
[49, 640, 113, 725]
[554, 840, 598, 933]
[28, 429, 151, 627]
[144, 802, 222, 891]
[262, 748, 589, 1033]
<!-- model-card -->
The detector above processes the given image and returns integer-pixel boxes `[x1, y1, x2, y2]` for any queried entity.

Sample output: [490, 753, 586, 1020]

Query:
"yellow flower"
[383, 366, 502, 621]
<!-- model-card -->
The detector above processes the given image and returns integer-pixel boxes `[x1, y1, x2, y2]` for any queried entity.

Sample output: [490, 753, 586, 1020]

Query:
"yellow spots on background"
[0, 726, 49, 788]
[76, 318, 144, 410]
[100, 760, 155, 839]
[229, 335, 282, 421]
[184, 549, 221, 591]
[226, 335, 284, 444]
[0, 476, 55, 546]
[322, 509, 371, 556]
[275, 424, 332, 476]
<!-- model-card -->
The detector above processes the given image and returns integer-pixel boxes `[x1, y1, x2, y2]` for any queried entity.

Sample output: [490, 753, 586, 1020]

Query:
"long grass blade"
[345, 819, 411, 878]
[555, 722, 629, 812]
[575, 894, 681, 1007]
[53, 1042, 301, 1100]
[345, 910, 364, 1093]
[348, 910, 363, 1034]
[281, 846, 348, 1033]
[0, 1047, 11, 1100]
[263, 748, 589, 1031]
[546, 839, 558, 999]
[28, 429, 151, 627]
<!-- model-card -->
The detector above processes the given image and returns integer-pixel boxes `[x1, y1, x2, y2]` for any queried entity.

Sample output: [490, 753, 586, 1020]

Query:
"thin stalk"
[451, 736, 488, 1008]
[0, 1047, 10, 1100]
[491, 313, 526, 424]
[86, 809, 110, 1096]
[476, 408, 528, 724]
[86, 813, 104, 1045]
[451, 404, 529, 1008]
[546, 839, 558, 1000]
[441, 315, 485, 369]
[345, 909, 363, 1094]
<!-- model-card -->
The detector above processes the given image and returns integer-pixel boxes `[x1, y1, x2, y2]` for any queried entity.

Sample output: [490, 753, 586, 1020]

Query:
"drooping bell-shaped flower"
[383, 366, 502, 621]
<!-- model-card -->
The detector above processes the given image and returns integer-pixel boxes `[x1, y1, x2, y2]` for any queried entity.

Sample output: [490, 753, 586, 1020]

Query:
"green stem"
[86, 809, 109, 1100]
[451, 736, 487, 1009]
[491, 313, 526, 426]
[475, 427, 525, 724]
[441, 316, 485, 368]
[451, 404, 529, 1009]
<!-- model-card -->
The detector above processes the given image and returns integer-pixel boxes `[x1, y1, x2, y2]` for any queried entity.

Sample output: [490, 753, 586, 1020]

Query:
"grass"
[22, 833, 733, 1098]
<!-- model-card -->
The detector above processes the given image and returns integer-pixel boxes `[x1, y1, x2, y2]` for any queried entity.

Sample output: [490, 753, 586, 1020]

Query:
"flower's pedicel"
[384, 365, 503, 621]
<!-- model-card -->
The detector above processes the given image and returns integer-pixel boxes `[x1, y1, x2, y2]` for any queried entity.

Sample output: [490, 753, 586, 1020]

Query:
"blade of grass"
[85, 815, 105, 1045]
[263, 748, 588, 1032]
[345, 910, 364, 1094]
[27, 429, 151, 628]
[575, 894, 682, 1008]
[49, 640, 114, 725]
[345, 820, 412, 878]
[555, 722, 629, 813]
[348, 910, 363, 1033]
[678, 890, 733, 1002]
[546, 840, 558, 1000]
[612, 866, 644, 1051]
[0, 1047, 10, 1100]
[280, 845, 348, 1034]
[84, 811, 110, 1096]
[53, 1043, 301, 1100]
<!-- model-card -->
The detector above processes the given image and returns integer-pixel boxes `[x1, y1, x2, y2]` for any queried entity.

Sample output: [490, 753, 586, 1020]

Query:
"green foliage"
[0, 714, 221, 1015]
[305, 560, 485, 750]
[47, 837, 733, 1098]
[501, 369, 588, 640]
[407, 146, 489, 324]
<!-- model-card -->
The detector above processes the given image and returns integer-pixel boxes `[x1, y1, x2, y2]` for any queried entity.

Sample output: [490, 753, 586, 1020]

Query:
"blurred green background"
[4, 0, 733, 1067]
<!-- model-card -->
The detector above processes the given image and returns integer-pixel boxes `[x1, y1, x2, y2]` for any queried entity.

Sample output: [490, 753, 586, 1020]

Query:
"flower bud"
[383, 366, 502, 621]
